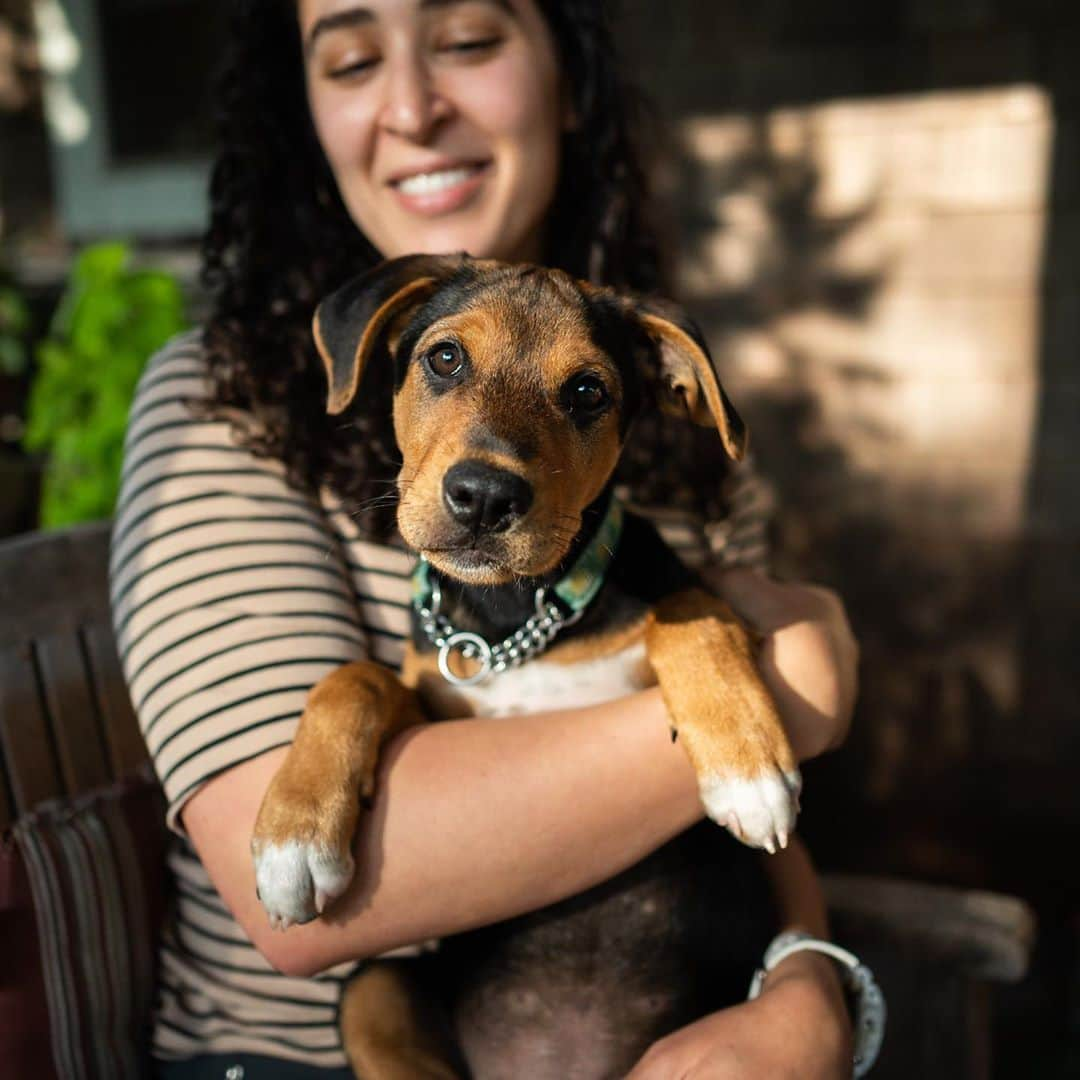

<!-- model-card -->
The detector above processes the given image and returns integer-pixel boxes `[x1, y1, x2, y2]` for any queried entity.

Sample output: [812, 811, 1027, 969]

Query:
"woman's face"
[298, 0, 567, 263]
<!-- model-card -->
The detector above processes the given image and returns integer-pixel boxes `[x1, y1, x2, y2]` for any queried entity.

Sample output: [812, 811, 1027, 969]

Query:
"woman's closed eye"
[313, 30, 380, 81]
[326, 53, 379, 80]
[437, 35, 503, 57]
[431, 6, 509, 62]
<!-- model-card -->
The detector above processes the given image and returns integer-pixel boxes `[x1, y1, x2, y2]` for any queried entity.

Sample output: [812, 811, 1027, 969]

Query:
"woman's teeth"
[396, 166, 477, 196]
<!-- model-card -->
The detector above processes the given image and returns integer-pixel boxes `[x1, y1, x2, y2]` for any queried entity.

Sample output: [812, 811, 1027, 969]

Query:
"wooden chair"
[0, 522, 1036, 1078]
[0, 521, 148, 828]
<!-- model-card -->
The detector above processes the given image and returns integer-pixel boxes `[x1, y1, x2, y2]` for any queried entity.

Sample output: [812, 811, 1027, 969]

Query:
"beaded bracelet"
[747, 930, 886, 1077]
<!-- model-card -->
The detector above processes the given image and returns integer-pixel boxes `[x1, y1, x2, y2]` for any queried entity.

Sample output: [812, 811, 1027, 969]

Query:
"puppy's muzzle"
[443, 460, 534, 535]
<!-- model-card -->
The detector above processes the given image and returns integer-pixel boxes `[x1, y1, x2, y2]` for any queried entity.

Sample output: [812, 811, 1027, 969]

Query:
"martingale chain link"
[417, 581, 580, 687]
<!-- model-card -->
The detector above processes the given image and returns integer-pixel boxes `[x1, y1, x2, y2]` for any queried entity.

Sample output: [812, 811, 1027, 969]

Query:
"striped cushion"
[1, 768, 167, 1079]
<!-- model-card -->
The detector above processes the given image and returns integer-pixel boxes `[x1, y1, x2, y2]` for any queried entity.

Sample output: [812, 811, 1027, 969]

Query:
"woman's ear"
[632, 300, 749, 462]
[313, 254, 467, 415]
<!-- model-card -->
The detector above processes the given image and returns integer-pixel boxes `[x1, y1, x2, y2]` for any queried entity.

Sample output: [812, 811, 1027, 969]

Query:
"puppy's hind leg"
[341, 959, 464, 1080]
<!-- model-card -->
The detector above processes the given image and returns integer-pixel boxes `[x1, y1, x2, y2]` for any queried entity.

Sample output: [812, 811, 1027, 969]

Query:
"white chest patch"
[446, 640, 655, 719]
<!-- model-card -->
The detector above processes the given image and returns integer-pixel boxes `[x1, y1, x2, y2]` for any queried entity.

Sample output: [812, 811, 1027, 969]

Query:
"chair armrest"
[823, 873, 1036, 983]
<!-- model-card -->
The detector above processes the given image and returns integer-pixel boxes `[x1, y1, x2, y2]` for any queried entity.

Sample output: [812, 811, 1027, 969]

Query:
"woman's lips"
[388, 160, 491, 215]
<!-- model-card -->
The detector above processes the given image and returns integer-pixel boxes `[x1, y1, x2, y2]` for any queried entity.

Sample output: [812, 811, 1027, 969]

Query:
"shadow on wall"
[669, 111, 1038, 891]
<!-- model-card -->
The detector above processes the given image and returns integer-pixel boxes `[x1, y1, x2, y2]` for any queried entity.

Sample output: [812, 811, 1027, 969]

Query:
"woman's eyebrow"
[306, 0, 515, 54]
[306, 8, 374, 57]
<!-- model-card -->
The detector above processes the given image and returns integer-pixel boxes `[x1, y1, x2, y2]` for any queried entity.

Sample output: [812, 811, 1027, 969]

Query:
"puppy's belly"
[439, 825, 776, 1080]
[421, 640, 655, 719]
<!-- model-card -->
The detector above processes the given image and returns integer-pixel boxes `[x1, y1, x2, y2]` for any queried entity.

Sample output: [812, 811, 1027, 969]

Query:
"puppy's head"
[314, 255, 747, 586]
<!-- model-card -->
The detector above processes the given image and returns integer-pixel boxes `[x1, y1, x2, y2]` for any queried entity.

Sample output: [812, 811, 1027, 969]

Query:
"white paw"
[251, 839, 355, 930]
[699, 769, 802, 854]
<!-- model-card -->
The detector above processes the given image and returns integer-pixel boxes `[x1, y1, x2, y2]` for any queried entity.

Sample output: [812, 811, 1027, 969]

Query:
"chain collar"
[411, 496, 624, 687]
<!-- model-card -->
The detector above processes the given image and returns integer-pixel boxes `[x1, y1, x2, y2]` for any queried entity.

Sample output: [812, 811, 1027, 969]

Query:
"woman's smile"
[387, 157, 493, 215]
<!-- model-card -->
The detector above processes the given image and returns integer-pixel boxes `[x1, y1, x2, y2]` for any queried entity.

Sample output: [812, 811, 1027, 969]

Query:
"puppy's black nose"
[443, 461, 533, 534]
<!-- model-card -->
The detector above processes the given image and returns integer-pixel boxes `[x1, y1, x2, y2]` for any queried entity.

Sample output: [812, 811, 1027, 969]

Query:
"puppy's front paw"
[252, 835, 355, 931]
[252, 772, 360, 930]
[699, 767, 802, 854]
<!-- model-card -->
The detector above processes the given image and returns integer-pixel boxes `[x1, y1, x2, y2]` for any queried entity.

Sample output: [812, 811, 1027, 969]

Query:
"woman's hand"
[713, 568, 859, 761]
[626, 951, 853, 1080]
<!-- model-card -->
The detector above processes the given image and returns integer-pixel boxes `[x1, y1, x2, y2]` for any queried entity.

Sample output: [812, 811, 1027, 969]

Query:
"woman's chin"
[370, 210, 539, 265]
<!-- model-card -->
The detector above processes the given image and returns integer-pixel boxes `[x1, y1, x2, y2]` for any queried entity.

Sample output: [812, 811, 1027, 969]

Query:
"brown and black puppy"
[251, 255, 802, 1079]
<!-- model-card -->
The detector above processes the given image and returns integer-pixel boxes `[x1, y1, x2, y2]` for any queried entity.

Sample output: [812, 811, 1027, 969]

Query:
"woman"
[110, 0, 858, 1075]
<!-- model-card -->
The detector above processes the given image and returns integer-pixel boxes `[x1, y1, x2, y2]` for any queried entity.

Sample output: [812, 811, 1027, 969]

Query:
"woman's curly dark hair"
[201, 0, 713, 538]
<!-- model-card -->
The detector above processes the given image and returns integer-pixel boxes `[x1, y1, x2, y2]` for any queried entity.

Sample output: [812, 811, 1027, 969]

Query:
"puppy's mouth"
[415, 528, 572, 586]
[423, 544, 507, 583]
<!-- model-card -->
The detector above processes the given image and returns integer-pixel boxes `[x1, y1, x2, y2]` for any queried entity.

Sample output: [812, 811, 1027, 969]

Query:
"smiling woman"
[109, 0, 858, 1076]
[301, 0, 567, 262]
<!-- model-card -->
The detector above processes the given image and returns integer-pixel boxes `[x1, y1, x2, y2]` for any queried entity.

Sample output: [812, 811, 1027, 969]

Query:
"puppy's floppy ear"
[634, 299, 748, 462]
[314, 253, 467, 415]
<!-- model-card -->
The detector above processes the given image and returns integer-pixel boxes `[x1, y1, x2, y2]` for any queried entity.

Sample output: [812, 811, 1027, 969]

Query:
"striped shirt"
[109, 331, 772, 1067]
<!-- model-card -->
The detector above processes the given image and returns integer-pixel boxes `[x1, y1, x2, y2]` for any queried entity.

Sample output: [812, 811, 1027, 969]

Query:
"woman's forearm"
[187, 574, 852, 978]
[758, 834, 849, 1013]
[185, 687, 704, 976]
[760, 833, 830, 939]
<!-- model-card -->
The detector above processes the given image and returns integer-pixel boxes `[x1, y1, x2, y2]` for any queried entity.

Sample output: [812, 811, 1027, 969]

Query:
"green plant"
[23, 242, 188, 528]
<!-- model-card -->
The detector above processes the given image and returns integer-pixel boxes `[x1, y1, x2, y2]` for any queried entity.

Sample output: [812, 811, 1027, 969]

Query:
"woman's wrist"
[759, 949, 855, 1065]
[762, 946, 846, 999]
[751, 837, 854, 1068]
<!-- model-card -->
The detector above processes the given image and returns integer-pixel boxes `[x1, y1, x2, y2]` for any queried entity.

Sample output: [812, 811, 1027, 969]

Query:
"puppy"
[252, 255, 801, 1078]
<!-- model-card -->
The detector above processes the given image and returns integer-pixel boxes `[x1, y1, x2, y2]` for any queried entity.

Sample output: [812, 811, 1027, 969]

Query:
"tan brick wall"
[616, 2, 1080, 894]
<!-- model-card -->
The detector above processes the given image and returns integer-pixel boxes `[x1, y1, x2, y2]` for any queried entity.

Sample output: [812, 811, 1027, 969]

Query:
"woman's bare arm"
[185, 687, 703, 976]
[186, 573, 856, 978]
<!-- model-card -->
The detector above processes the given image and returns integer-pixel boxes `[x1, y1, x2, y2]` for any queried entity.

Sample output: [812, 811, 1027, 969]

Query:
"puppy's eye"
[425, 342, 465, 379]
[568, 375, 609, 414]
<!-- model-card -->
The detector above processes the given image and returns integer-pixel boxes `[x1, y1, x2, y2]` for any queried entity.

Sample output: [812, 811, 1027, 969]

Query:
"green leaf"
[23, 241, 189, 529]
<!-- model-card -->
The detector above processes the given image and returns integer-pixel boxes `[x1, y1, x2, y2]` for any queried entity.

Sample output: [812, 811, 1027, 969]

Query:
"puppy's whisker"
[348, 494, 400, 517]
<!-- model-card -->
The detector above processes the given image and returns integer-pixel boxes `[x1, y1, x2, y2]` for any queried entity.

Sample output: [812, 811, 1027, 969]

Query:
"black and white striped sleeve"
[109, 332, 369, 832]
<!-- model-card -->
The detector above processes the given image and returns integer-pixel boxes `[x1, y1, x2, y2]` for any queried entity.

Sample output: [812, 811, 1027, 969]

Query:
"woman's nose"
[378, 49, 451, 141]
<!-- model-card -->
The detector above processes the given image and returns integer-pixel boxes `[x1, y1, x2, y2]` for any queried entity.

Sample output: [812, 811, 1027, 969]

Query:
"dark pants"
[155, 1054, 355, 1079]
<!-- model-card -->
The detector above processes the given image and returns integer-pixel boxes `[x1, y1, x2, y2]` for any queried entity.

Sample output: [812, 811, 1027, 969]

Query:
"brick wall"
[617, 0, 1080, 901]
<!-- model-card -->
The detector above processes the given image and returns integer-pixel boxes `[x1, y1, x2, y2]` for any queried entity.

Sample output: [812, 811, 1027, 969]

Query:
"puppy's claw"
[699, 768, 802, 853]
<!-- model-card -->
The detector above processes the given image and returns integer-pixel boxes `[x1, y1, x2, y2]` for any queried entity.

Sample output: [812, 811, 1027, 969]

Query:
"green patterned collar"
[548, 492, 624, 615]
